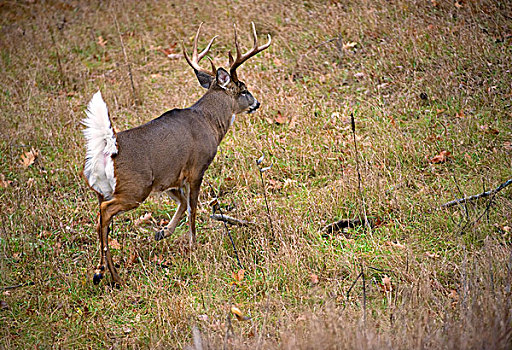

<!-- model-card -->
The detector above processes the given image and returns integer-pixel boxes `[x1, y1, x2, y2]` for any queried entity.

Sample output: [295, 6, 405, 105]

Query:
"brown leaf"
[455, 110, 465, 118]
[388, 240, 405, 249]
[110, 238, 121, 250]
[0, 174, 12, 189]
[425, 251, 440, 259]
[231, 305, 250, 321]
[479, 124, 499, 135]
[342, 41, 357, 50]
[134, 212, 152, 226]
[0, 300, 9, 311]
[504, 141, 512, 151]
[232, 269, 245, 283]
[274, 111, 288, 125]
[97, 35, 107, 47]
[127, 250, 138, 266]
[430, 150, 452, 164]
[20, 148, 39, 168]
[310, 273, 319, 285]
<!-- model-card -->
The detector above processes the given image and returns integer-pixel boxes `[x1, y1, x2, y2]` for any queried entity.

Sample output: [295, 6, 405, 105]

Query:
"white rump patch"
[82, 91, 118, 200]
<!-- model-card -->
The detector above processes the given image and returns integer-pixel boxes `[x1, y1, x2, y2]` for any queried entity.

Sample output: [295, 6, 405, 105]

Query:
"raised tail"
[82, 91, 118, 200]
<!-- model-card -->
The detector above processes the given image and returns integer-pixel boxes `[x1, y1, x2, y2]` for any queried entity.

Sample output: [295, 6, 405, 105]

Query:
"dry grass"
[1, 0, 511, 348]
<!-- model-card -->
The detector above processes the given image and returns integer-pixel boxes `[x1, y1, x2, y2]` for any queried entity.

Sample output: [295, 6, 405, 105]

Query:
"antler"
[182, 23, 218, 76]
[229, 22, 272, 81]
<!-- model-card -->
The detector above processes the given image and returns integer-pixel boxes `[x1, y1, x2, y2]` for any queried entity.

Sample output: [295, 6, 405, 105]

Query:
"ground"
[0, 0, 511, 348]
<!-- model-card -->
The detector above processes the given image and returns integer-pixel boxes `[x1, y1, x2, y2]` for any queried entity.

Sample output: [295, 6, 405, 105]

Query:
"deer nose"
[248, 100, 260, 114]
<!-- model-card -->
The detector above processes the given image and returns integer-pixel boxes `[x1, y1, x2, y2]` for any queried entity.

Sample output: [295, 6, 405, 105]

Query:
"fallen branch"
[322, 218, 373, 235]
[210, 214, 253, 227]
[441, 178, 512, 208]
[1, 281, 35, 291]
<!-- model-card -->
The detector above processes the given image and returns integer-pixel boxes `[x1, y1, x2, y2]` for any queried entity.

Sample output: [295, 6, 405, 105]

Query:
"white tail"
[82, 91, 117, 200]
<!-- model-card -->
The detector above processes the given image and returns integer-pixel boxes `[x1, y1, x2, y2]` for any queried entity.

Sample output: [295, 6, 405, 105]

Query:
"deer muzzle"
[248, 100, 260, 114]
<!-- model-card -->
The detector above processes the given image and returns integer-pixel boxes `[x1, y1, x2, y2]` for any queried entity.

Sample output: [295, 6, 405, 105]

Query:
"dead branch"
[210, 214, 254, 227]
[441, 178, 512, 208]
[321, 218, 373, 234]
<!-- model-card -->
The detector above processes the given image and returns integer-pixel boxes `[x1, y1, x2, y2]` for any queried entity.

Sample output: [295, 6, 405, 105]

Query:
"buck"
[82, 23, 271, 285]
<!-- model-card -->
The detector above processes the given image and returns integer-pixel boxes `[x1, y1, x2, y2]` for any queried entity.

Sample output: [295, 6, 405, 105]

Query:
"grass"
[1, 0, 511, 348]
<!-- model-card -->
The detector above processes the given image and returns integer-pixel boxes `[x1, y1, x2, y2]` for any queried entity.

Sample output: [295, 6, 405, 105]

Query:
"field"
[1, 0, 511, 348]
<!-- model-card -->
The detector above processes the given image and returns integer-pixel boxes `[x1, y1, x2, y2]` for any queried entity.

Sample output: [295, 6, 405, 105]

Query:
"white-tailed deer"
[82, 23, 271, 285]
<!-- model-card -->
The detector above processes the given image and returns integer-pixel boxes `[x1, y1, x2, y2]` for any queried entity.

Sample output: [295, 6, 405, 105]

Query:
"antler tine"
[229, 22, 272, 80]
[182, 23, 217, 75]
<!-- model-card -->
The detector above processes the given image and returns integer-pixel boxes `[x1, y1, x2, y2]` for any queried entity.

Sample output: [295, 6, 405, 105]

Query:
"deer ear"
[195, 70, 214, 89]
[216, 68, 231, 89]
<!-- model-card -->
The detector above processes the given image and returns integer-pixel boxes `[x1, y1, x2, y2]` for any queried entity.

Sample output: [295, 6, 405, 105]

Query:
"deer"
[82, 23, 271, 285]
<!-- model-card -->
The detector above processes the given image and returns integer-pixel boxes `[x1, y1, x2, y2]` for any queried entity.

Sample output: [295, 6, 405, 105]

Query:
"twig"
[1, 281, 35, 291]
[361, 262, 366, 325]
[441, 178, 512, 208]
[210, 214, 254, 227]
[345, 271, 363, 301]
[206, 183, 243, 269]
[113, 14, 138, 105]
[351, 114, 371, 229]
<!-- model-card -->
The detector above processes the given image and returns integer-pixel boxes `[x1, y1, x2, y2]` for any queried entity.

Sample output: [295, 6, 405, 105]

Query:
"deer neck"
[191, 90, 235, 143]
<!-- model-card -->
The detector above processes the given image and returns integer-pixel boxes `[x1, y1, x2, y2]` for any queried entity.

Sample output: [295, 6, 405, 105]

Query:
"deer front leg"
[155, 188, 187, 241]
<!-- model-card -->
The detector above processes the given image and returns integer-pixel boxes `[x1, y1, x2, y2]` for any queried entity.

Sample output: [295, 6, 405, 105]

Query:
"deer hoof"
[155, 230, 165, 241]
[93, 272, 104, 285]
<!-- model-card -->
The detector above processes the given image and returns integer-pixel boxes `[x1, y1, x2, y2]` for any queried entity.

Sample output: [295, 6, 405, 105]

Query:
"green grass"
[1, 0, 511, 348]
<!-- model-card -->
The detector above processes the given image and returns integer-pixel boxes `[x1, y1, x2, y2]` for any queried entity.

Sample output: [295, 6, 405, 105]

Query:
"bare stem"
[441, 178, 512, 208]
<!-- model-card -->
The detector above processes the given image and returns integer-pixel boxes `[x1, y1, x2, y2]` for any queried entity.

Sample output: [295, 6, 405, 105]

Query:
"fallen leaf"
[110, 238, 121, 250]
[479, 124, 499, 135]
[197, 314, 209, 321]
[123, 327, 132, 334]
[97, 35, 107, 47]
[166, 53, 183, 60]
[0, 300, 9, 311]
[343, 41, 357, 50]
[134, 212, 152, 226]
[310, 273, 319, 285]
[127, 250, 138, 265]
[455, 110, 465, 118]
[504, 141, 512, 150]
[0, 174, 12, 189]
[274, 111, 288, 125]
[26, 178, 35, 188]
[430, 150, 452, 164]
[448, 289, 459, 308]
[454, 0, 463, 8]
[425, 251, 440, 259]
[388, 240, 405, 249]
[231, 305, 250, 321]
[20, 148, 39, 168]
[430, 0, 439, 7]
[232, 269, 245, 283]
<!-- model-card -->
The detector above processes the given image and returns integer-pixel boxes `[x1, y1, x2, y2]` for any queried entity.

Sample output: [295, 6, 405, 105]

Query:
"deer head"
[182, 22, 271, 115]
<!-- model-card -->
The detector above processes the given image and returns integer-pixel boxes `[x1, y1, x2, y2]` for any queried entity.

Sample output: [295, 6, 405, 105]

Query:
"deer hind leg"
[93, 196, 139, 285]
[155, 188, 187, 241]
